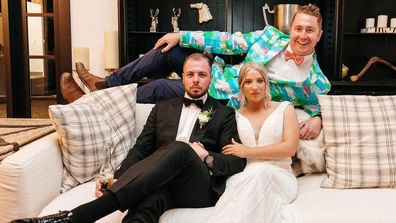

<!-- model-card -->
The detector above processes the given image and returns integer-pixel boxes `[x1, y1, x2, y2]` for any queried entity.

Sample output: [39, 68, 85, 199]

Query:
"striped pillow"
[49, 84, 137, 192]
[319, 95, 396, 189]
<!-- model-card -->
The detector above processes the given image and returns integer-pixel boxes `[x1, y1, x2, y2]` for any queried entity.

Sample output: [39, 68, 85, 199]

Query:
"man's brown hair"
[182, 53, 213, 72]
[291, 4, 322, 30]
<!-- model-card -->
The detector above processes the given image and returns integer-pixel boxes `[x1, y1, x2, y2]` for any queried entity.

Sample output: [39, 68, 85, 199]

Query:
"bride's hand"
[95, 179, 104, 197]
[222, 138, 248, 158]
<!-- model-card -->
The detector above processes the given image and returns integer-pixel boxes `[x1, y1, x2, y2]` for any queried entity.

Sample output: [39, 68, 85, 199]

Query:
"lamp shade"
[104, 31, 119, 70]
[73, 47, 90, 69]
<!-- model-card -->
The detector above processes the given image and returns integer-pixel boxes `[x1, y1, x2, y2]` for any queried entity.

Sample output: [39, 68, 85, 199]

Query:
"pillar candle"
[365, 18, 375, 28]
[73, 47, 90, 70]
[390, 18, 396, 28]
[104, 31, 119, 70]
[377, 15, 388, 28]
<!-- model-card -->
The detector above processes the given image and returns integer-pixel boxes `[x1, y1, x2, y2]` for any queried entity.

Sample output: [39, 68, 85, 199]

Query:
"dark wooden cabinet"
[331, 0, 396, 95]
[118, 0, 396, 95]
[118, 0, 228, 65]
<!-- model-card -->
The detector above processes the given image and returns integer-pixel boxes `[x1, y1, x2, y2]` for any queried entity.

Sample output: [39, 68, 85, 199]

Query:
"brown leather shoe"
[75, 62, 106, 92]
[60, 72, 85, 104]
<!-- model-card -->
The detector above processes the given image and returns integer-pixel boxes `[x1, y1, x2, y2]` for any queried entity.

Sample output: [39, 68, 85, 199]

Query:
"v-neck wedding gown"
[207, 101, 299, 223]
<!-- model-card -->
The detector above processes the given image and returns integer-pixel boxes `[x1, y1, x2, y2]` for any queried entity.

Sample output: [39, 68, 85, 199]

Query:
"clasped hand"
[188, 142, 209, 161]
[299, 116, 322, 140]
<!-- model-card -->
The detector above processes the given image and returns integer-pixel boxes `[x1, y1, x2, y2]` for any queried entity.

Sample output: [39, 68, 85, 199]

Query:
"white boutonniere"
[198, 108, 214, 129]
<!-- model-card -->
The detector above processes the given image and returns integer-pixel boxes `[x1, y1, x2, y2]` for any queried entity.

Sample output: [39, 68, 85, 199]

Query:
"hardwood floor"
[0, 98, 57, 118]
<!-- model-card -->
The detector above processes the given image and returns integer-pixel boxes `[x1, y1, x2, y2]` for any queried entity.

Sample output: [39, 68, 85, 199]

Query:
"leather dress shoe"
[60, 72, 85, 104]
[10, 211, 73, 223]
[75, 62, 106, 92]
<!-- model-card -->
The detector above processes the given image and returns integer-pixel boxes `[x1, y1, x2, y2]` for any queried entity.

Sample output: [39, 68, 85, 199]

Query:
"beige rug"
[0, 118, 55, 161]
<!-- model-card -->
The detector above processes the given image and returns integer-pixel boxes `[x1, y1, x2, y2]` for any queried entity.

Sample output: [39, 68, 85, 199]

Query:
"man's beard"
[186, 90, 206, 99]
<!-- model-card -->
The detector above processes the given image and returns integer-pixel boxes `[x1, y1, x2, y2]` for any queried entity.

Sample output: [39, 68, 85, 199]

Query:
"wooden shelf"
[344, 32, 396, 36]
[331, 80, 396, 87]
[330, 81, 396, 95]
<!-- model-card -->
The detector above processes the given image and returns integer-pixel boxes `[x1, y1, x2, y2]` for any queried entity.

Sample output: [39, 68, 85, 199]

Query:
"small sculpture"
[171, 8, 181, 32]
[350, 56, 396, 82]
[149, 8, 159, 32]
[190, 2, 213, 23]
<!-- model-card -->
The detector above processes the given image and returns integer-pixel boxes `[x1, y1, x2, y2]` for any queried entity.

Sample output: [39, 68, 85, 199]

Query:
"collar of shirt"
[283, 45, 314, 66]
[177, 94, 208, 142]
[265, 44, 314, 82]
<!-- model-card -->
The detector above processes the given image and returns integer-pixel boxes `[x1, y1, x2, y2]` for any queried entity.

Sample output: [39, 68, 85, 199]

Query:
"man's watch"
[204, 154, 214, 169]
[313, 113, 322, 119]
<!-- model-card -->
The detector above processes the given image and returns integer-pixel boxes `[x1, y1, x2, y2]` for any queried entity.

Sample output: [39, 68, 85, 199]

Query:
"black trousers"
[105, 46, 199, 104]
[110, 141, 217, 223]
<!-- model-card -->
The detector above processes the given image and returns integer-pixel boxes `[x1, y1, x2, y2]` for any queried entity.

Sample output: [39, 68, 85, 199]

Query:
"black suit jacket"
[114, 96, 246, 195]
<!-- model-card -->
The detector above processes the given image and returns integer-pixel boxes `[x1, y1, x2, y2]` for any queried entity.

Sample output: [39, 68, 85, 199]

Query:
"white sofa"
[1, 103, 396, 223]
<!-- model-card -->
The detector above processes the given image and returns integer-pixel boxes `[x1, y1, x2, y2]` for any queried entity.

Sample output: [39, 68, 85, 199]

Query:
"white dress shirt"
[176, 93, 208, 142]
[265, 45, 314, 82]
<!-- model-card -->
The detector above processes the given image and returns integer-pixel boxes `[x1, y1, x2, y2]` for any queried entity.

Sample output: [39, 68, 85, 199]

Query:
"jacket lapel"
[166, 98, 183, 140]
[189, 97, 218, 142]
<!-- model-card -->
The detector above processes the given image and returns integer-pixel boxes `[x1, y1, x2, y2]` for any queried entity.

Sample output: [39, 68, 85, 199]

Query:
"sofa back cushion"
[49, 84, 137, 192]
[319, 95, 396, 189]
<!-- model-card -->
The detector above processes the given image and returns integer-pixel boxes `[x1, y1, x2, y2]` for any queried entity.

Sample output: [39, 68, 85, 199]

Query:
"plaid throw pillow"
[49, 84, 137, 192]
[319, 95, 396, 189]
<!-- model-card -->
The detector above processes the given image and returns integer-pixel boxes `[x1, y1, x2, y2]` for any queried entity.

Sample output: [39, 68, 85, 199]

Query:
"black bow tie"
[183, 98, 204, 109]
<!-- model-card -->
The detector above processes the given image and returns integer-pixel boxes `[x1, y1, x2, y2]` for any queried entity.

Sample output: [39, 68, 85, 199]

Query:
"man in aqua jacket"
[65, 4, 330, 141]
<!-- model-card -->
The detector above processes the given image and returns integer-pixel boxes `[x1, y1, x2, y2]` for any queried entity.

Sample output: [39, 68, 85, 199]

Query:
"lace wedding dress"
[207, 101, 299, 223]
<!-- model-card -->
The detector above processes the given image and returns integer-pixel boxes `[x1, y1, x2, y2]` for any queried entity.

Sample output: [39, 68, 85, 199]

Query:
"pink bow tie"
[284, 50, 304, 65]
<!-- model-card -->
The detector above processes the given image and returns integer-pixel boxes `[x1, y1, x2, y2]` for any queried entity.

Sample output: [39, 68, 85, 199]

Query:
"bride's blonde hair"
[238, 62, 271, 108]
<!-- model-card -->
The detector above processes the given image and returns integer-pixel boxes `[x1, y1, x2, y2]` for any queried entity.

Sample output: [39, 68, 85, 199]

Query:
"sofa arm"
[0, 132, 63, 222]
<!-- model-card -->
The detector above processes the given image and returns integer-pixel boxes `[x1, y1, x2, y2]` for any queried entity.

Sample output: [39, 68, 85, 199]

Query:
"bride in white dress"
[207, 62, 300, 223]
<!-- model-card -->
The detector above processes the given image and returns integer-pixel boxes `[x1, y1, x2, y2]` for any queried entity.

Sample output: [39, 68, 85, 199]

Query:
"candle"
[104, 31, 119, 71]
[391, 18, 396, 28]
[377, 15, 388, 28]
[365, 18, 375, 28]
[73, 47, 90, 70]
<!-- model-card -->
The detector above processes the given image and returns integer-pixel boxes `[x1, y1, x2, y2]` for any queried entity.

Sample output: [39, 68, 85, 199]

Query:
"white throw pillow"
[49, 84, 137, 192]
[291, 109, 326, 177]
[319, 95, 396, 189]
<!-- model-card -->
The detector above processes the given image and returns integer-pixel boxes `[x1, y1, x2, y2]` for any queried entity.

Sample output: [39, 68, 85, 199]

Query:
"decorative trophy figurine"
[171, 8, 181, 32]
[149, 8, 159, 32]
[190, 2, 213, 23]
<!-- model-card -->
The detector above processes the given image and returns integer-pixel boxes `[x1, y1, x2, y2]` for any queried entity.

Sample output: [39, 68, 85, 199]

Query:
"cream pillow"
[49, 84, 137, 192]
[291, 109, 326, 177]
[319, 95, 396, 189]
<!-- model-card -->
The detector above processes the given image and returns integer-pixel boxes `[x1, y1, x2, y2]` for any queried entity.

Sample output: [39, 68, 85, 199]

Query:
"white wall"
[70, 0, 118, 77]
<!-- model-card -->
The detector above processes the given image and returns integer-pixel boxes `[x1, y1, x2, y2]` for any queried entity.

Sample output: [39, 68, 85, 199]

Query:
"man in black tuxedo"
[12, 53, 245, 223]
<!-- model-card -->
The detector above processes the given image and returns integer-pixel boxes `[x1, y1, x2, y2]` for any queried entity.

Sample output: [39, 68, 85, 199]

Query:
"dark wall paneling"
[231, 0, 267, 33]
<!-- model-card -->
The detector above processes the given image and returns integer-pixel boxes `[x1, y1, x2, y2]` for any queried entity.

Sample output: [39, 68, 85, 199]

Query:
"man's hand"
[189, 142, 209, 161]
[222, 138, 249, 158]
[153, 32, 180, 53]
[299, 116, 322, 140]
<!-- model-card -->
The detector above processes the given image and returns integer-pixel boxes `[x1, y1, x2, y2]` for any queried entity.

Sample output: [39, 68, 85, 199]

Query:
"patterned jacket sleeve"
[179, 29, 265, 55]
[303, 60, 331, 116]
